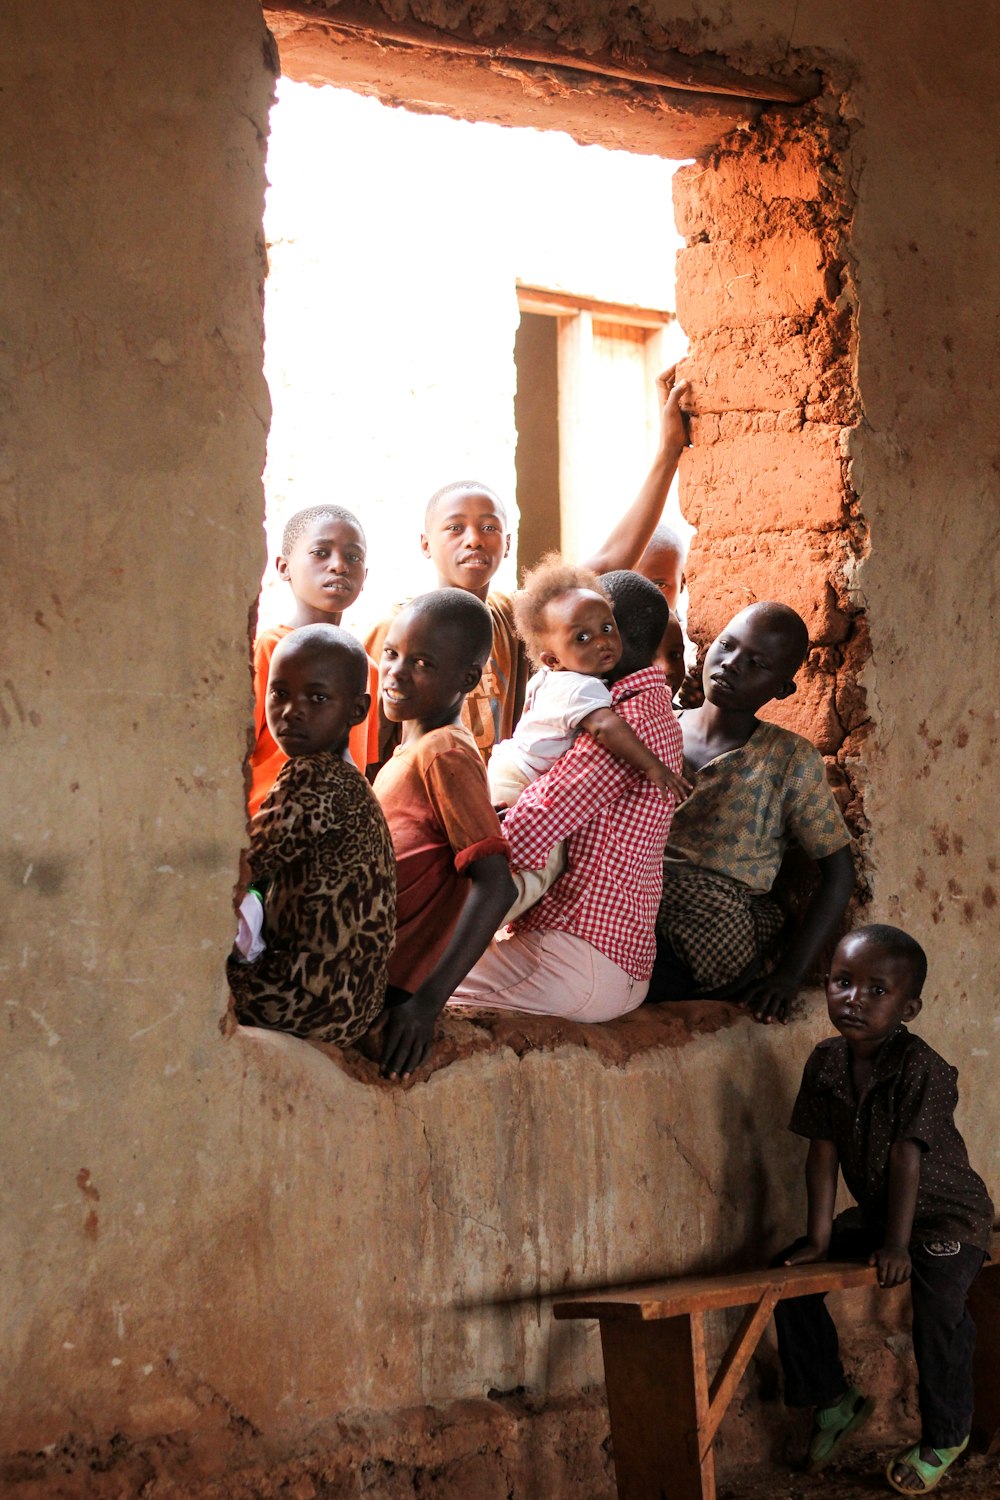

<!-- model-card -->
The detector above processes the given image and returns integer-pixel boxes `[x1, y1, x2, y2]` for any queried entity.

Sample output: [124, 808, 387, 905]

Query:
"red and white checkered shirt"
[503, 668, 683, 979]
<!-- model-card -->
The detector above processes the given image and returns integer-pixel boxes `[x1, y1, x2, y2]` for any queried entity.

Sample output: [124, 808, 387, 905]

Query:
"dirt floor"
[719, 1446, 999, 1499]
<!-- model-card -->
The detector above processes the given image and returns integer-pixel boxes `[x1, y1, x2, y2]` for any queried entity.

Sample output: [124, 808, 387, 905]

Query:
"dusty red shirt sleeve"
[420, 743, 509, 872]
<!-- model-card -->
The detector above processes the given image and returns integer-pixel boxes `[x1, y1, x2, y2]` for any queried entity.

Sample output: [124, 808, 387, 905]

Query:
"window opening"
[260, 80, 689, 638]
[244, 17, 863, 1066]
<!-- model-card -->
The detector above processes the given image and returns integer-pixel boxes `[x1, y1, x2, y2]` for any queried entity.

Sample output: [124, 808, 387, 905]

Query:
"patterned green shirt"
[664, 718, 848, 895]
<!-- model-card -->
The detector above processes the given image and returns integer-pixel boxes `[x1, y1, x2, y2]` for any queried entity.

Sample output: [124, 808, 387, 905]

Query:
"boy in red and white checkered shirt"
[450, 572, 683, 1022]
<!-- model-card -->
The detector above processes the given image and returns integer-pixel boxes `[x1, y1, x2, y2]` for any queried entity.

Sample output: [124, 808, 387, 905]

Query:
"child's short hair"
[743, 602, 810, 674]
[849, 923, 928, 993]
[277, 623, 369, 694]
[281, 505, 366, 557]
[598, 570, 670, 662]
[645, 523, 687, 563]
[513, 554, 603, 664]
[424, 480, 508, 531]
[407, 588, 494, 669]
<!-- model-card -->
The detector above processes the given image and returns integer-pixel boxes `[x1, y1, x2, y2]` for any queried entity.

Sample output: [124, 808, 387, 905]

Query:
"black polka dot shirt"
[790, 1026, 994, 1252]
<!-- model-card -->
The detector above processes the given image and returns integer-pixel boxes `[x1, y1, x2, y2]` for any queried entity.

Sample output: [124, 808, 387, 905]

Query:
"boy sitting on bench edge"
[774, 923, 994, 1495]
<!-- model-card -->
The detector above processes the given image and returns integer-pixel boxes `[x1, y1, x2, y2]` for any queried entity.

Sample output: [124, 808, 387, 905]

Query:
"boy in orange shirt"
[370, 589, 515, 1081]
[248, 505, 380, 816]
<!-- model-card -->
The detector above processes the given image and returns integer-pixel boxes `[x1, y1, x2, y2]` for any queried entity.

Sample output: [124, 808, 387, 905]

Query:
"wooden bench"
[555, 1253, 1000, 1500]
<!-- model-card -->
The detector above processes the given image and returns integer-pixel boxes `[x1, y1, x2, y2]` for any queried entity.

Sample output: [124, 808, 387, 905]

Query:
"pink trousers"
[450, 928, 648, 1022]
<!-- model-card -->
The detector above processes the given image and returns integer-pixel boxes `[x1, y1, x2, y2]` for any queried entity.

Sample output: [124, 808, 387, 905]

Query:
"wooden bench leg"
[600, 1313, 713, 1500]
[701, 1287, 780, 1459]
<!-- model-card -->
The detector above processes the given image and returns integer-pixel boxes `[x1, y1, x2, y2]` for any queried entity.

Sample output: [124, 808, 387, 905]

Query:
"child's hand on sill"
[376, 990, 441, 1081]
[739, 965, 802, 1025]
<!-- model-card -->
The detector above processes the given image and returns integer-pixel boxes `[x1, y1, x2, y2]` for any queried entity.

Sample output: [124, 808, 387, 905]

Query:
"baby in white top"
[488, 557, 687, 808]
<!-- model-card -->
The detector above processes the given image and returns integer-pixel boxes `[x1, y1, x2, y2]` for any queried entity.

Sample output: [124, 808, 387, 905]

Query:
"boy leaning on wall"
[650, 601, 855, 1022]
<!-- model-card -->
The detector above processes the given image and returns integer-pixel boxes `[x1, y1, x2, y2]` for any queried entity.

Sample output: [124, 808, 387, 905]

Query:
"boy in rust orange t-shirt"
[370, 589, 515, 1082]
[248, 505, 379, 817]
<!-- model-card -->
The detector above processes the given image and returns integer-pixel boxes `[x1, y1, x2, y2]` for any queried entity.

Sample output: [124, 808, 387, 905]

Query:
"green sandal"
[806, 1386, 875, 1473]
[885, 1435, 969, 1494]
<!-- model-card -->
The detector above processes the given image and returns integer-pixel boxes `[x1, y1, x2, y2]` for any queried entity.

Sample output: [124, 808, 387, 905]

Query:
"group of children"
[227, 369, 993, 1495]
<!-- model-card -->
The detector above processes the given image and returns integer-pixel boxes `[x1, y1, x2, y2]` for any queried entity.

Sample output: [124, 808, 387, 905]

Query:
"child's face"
[637, 542, 684, 610]
[420, 488, 509, 601]
[265, 644, 369, 758]
[656, 615, 686, 696]
[702, 611, 797, 712]
[826, 932, 922, 1051]
[538, 590, 622, 677]
[277, 517, 368, 619]
[380, 608, 481, 728]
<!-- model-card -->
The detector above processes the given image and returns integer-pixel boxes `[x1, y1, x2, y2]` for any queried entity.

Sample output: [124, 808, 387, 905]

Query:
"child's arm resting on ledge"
[783, 1138, 840, 1265]
[580, 706, 692, 803]
[580, 368, 689, 575]
[378, 853, 516, 1081]
[741, 843, 856, 1025]
[870, 1138, 921, 1287]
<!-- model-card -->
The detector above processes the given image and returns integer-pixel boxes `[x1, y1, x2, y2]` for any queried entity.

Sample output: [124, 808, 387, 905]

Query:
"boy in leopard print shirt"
[228, 625, 396, 1047]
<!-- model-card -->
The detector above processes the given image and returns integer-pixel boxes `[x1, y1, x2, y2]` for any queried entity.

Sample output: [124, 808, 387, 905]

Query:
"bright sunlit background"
[261, 78, 688, 634]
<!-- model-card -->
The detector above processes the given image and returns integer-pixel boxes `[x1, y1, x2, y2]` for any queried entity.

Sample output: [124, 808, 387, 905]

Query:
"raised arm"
[581, 368, 690, 575]
[783, 1138, 840, 1265]
[741, 843, 856, 1025]
[378, 854, 515, 1081]
[580, 706, 691, 803]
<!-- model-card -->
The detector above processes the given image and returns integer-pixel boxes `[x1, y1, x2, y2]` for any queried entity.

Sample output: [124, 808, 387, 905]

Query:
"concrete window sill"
[232, 998, 757, 1085]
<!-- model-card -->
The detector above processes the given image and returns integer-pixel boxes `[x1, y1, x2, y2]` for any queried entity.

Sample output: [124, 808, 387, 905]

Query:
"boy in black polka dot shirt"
[773, 924, 994, 1495]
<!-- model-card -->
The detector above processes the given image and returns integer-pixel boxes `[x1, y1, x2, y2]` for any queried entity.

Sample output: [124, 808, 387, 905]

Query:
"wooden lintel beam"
[517, 285, 674, 328]
[267, 2, 821, 105]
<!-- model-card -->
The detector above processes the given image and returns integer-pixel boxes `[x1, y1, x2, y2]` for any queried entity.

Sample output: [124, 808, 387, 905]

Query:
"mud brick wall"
[4, 2, 999, 1495]
[675, 108, 868, 827]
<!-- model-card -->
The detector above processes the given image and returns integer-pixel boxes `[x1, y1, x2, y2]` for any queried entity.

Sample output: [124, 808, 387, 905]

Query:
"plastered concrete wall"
[1, 0, 273, 1470]
[2, 0, 998, 1495]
